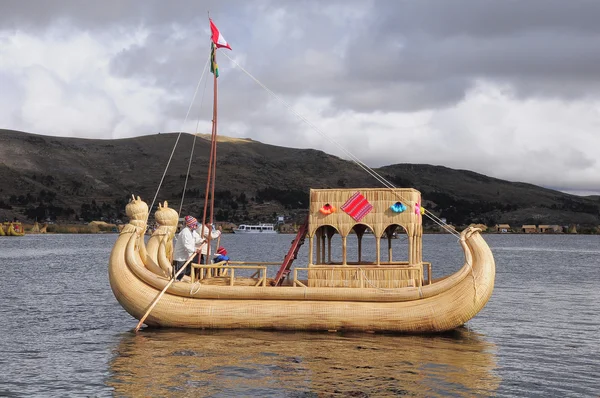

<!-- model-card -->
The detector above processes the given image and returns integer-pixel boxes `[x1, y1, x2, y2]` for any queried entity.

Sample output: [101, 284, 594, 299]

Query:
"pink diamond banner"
[341, 191, 373, 222]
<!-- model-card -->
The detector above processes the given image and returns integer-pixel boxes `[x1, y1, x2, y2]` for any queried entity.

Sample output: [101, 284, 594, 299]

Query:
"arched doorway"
[381, 224, 409, 264]
[347, 223, 375, 265]
[311, 225, 340, 265]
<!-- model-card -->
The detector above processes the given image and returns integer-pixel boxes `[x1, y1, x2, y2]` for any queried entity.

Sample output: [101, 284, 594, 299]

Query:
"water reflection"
[108, 328, 500, 397]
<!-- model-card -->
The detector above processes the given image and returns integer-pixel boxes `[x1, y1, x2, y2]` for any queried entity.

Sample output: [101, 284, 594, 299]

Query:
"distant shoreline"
[11, 224, 597, 235]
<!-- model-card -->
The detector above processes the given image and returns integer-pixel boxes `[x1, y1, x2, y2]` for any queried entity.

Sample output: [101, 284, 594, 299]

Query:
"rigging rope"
[219, 50, 460, 238]
[146, 52, 211, 225]
[179, 135, 197, 216]
[179, 63, 211, 216]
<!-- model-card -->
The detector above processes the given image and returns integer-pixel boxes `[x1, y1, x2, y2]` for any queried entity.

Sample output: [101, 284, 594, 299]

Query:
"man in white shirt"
[173, 215, 203, 281]
[196, 222, 222, 261]
[173, 215, 222, 281]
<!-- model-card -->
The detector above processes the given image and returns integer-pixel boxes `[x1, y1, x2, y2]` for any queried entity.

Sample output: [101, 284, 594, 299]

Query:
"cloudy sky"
[1, 0, 600, 196]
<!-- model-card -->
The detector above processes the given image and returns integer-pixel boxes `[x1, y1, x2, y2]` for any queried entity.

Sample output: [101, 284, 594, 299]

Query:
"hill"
[1, 129, 599, 229]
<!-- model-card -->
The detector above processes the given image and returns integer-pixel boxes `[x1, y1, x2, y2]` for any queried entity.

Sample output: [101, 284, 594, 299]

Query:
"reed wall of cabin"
[307, 188, 423, 267]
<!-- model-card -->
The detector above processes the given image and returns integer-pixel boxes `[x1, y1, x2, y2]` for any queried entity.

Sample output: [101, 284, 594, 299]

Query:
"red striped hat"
[185, 215, 198, 229]
[217, 247, 227, 255]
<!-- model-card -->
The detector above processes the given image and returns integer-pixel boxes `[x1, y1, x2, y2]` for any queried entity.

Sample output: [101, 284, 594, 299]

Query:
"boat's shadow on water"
[107, 327, 500, 397]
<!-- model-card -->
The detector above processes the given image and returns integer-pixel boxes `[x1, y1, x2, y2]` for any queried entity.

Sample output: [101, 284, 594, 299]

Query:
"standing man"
[173, 215, 203, 281]
[196, 222, 222, 264]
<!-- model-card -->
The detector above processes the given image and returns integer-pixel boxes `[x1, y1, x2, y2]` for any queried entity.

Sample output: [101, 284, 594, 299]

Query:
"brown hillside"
[0, 129, 599, 228]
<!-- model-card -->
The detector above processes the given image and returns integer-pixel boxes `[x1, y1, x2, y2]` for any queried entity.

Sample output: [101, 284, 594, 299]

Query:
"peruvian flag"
[210, 18, 232, 50]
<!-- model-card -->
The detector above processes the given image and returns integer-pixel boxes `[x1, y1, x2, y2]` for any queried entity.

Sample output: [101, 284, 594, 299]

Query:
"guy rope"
[219, 50, 460, 238]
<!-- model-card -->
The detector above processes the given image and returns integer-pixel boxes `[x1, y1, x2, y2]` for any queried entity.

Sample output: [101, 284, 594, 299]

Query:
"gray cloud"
[1, 0, 600, 195]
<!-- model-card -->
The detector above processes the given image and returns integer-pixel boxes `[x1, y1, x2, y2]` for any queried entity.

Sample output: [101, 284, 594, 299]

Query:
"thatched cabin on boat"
[309, 188, 422, 264]
[307, 188, 425, 288]
[522, 225, 537, 233]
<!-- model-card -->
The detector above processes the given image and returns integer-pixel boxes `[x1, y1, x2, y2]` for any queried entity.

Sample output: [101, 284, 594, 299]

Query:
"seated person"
[213, 246, 230, 277]
[213, 246, 230, 263]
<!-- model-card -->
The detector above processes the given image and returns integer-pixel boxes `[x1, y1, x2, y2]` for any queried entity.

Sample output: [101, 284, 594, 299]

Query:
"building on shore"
[538, 225, 563, 233]
[493, 224, 511, 233]
[521, 224, 563, 233]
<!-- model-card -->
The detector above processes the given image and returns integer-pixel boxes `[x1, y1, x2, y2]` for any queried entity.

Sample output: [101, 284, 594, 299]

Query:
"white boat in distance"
[233, 223, 278, 233]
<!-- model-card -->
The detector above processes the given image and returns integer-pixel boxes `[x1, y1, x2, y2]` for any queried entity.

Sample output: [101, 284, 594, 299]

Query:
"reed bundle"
[308, 267, 421, 288]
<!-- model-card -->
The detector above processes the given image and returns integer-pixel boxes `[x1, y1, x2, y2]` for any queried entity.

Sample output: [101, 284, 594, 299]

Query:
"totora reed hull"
[109, 198, 495, 333]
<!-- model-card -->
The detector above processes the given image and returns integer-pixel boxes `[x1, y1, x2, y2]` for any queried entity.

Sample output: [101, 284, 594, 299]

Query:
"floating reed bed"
[46, 224, 115, 234]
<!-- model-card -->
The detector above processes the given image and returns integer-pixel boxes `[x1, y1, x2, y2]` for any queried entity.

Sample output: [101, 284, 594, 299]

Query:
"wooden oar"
[134, 252, 196, 332]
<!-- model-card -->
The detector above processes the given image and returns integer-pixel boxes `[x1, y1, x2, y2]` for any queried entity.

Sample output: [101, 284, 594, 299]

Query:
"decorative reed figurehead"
[154, 201, 179, 236]
[123, 195, 149, 233]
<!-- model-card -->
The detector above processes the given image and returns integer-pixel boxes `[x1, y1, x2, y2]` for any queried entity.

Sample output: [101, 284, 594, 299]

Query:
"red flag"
[210, 19, 231, 50]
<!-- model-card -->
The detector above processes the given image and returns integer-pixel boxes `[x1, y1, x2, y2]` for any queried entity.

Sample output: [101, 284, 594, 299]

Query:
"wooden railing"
[190, 261, 281, 287]
[424, 262, 432, 285]
[188, 260, 432, 288]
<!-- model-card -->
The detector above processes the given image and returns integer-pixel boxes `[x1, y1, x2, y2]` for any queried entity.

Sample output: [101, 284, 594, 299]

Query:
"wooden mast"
[207, 43, 219, 262]
[200, 42, 219, 264]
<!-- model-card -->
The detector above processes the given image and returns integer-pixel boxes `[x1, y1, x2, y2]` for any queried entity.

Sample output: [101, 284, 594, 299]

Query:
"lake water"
[0, 233, 598, 397]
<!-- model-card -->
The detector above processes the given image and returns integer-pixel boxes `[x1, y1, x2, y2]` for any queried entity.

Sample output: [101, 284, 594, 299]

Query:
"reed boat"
[28, 221, 48, 234]
[108, 18, 495, 333]
[109, 192, 495, 333]
[1, 221, 24, 236]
